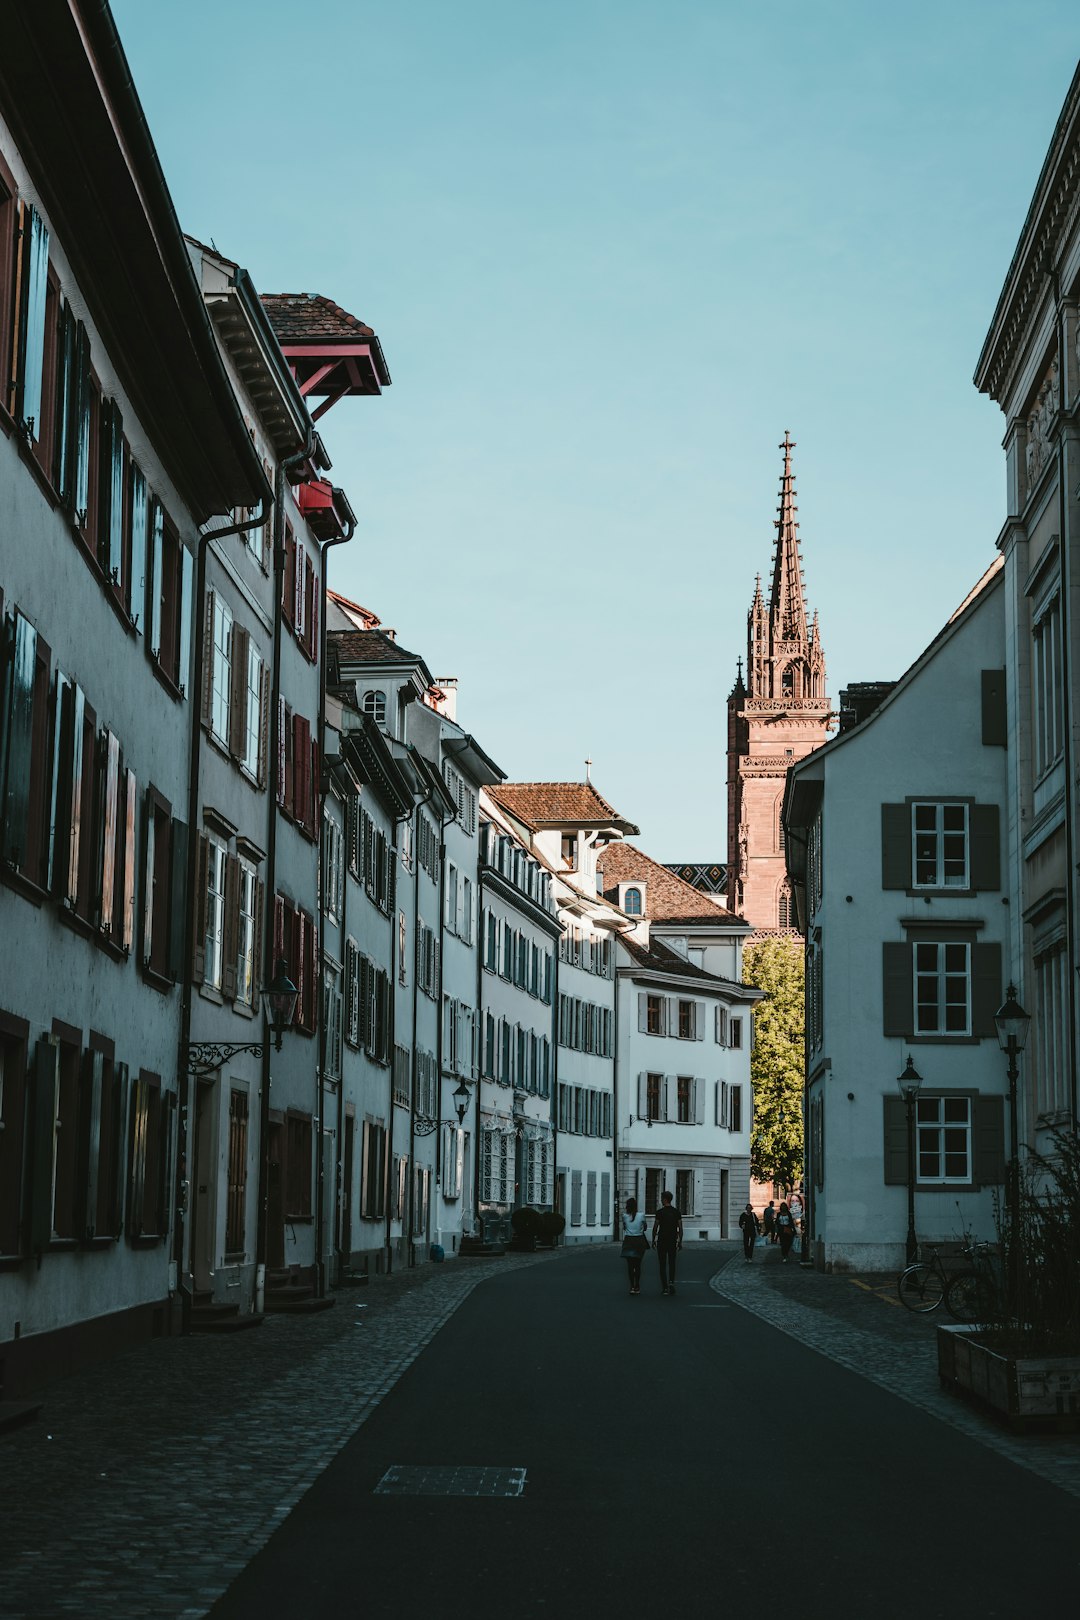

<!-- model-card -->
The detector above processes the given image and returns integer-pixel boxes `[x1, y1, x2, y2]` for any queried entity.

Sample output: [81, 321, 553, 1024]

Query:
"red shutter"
[258, 664, 271, 788]
[293, 714, 309, 829]
[309, 735, 319, 835]
[277, 695, 287, 806]
[281, 527, 295, 625]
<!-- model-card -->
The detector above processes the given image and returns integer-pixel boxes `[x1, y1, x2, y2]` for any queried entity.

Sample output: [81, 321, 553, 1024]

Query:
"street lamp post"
[897, 1056, 923, 1267]
[994, 984, 1031, 1292]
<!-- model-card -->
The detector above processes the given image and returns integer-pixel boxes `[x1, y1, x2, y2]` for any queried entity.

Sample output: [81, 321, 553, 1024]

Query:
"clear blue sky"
[113, 0, 1078, 861]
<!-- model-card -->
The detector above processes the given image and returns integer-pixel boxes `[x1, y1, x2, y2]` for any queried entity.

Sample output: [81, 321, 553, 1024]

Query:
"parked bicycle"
[897, 1240, 996, 1319]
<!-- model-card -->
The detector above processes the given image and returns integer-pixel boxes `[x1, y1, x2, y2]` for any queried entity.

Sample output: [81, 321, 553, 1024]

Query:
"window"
[916, 1096, 971, 1183]
[11, 200, 49, 438]
[203, 836, 227, 991]
[1, 609, 52, 885]
[392, 1045, 410, 1108]
[236, 860, 260, 1008]
[417, 922, 439, 999]
[362, 690, 386, 724]
[646, 1073, 663, 1121]
[914, 941, 970, 1036]
[645, 1167, 664, 1213]
[273, 895, 318, 1037]
[398, 911, 408, 984]
[361, 1121, 387, 1218]
[1032, 591, 1063, 776]
[225, 1089, 248, 1256]
[715, 1005, 729, 1046]
[285, 1111, 313, 1219]
[241, 639, 264, 780]
[677, 1076, 693, 1123]
[730, 1018, 743, 1050]
[323, 812, 343, 922]
[676, 1167, 694, 1214]
[912, 802, 968, 889]
[323, 963, 343, 1081]
[624, 887, 642, 916]
[678, 1000, 694, 1039]
[128, 1071, 171, 1240]
[149, 504, 192, 695]
[730, 1085, 742, 1132]
[777, 885, 791, 929]
[442, 763, 477, 835]
[1034, 941, 1068, 1115]
[646, 995, 665, 1035]
[142, 789, 186, 983]
[561, 834, 578, 868]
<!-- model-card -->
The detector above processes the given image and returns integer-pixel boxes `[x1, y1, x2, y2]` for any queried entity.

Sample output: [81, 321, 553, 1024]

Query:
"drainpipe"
[313, 519, 354, 1300]
[255, 436, 313, 1309]
[334, 777, 350, 1282]
[175, 494, 271, 1330]
[399, 789, 430, 1271]
[474, 863, 486, 1237]
[608, 930, 616, 1240]
[1055, 425, 1078, 1124]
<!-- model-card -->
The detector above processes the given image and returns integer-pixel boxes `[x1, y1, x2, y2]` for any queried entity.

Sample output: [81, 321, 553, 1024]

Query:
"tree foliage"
[743, 936, 804, 1193]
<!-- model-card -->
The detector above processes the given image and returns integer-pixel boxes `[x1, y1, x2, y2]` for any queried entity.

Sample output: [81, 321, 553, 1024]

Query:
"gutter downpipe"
[176, 495, 271, 1332]
[474, 861, 486, 1239]
[255, 436, 313, 1312]
[1055, 377, 1078, 1126]
[401, 784, 432, 1271]
[314, 519, 355, 1301]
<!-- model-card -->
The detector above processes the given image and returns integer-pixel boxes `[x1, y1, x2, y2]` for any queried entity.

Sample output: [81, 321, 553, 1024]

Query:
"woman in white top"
[621, 1197, 649, 1295]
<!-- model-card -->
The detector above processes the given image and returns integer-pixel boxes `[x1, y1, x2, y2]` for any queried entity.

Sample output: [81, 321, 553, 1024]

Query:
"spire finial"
[769, 429, 807, 644]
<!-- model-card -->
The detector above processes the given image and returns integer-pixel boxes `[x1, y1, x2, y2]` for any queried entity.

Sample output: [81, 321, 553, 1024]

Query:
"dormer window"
[624, 887, 642, 915]
[362, 690, 386, 725]
[561, 834, 578, 869]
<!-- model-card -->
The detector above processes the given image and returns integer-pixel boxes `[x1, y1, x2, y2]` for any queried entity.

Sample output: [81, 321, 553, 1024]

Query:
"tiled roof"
[621, 935, 728, 983]
[489, 782, 638, 834]
[330, 629, 423, 666]
[328, 589, 381, 630]
[598, 842, 748, 926]
[260, 293, 376, 343]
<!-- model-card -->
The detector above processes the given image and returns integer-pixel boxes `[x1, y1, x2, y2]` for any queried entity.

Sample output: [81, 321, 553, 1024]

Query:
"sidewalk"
[1, 1249, 560, 1620]
[714, 1242, 1080, 1500]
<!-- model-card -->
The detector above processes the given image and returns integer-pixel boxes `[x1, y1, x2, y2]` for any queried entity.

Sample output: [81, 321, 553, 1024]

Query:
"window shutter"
[82, 1048, 104, 1239]
[881, 804, 911, 889]
[102, 401, 124, 582]
[129, 468, 147, 633]
[663, 1076, 674, 1122]
[180, 549, 195, 693]
[121, 767, 137, 952]
[168, 819, 187, 982]
[191, 832, 209, 983]
[693, 1170, 703, 1219]
[309, 577, 319, 662]
[882, 943, 913, 1038]
[2, 612, 37, 870]
[276, 695, 287, 806]
[229, 625, 248, 758]
[257, 664, 271, 788]
[200, 589, 215, 726]
[971, 942, 1002, 1038]
[293, 714, 307, 828]
[141, 796, 155, 965]
[253, 879, 265, 993]
[694, 1001, 705, 1040]
[158, 1090, 177, 1239]
[969, 805, 1000, 892]
[98, 731, 120, 934]
[222, 854, 240, 1000]
[694, 1078, 705, 1125]
[149, 502, 164, 660]
[637, 993, 648, 1033]
[73, 322, 91, 519]
[637, 1072, 648, 1119]
[981, 669, 1006, 747]
[973, 1094, 1006, 1187]
[715, 1081, 722, 1126]
[112, 1062, 129, 1235]
[30, 1036, 59, 1253]
[53, 301, 74, 499]
[14, 202, 49, 434]
[882, 1095, 908, 1185]
[65, 683, 86, 907]
[127, 1075, 147, 1238]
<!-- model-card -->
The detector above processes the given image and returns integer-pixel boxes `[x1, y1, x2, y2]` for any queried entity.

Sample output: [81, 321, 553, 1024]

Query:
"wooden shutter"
[970, 805, 1000, 892]
[30, 1036, 59, 1253]
[121, 767, 137, 952]
[292, 713, 307, 825]
[257, 664, 271, 788]
[694, 1078, 705, 1125]
[881, 804, 911, 889]
[149, 501, 164, 659]
[65, 682, 85, 907]
[882, 1095, 908, 1185]
[101, 400, 124, 581]
[129, 468, 147, 633]
[178, 546, 194, 699]
[200, 589, 215, 726]
[222, 855, 240, 1000]
[637, 993, 648, 1033]
[277, 696, 288, 805]
[882, 943, 913, 1037]
[73, 322, 91, 519]
[168, 819, 187, 982]
[662, 1075, 673, 1121]
[253, 879, 265, 994]
[98, 731, 120, 934]
[637, 1072, 648, 1118]
[694, 1001, 705, 1040]
[14, 201, 49, 433]
[2, 612, 37, 869]
[112, 1062, 129, 1235]
[127, 1074, 147, 1238]
[229, 624, 248, 758]
[141, 795, 155, 965]
[158, 1090, 176, 1238]
[972, 1094, 1006, 1187]
[191, 833, 209, 983]
[81, 1048, 104, 1239]
[53, 300, 75, 500]
[971, 942, 1002, 1038]
[981, 669, 1006, 747]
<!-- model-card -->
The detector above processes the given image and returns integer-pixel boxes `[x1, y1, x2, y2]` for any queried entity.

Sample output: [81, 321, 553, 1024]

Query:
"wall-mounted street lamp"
[897, 1055, 923, 1266]
[994, 984, 1030, 1278]
[185, 958, 299, 1077]
[453, 1079, 471, 1125]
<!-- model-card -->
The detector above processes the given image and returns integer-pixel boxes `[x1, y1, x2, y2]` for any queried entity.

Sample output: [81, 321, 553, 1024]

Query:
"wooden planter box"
[937, 1323, 1080, 1424]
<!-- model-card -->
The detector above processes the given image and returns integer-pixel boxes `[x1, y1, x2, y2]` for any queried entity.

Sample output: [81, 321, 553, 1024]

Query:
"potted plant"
[537, 1211, 566, 1248]
[937, 1124, 1080, 1424]
[509, 1206, 541, 1251]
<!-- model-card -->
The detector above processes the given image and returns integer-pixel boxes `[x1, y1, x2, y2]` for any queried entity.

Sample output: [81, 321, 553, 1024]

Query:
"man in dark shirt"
[652, 1191, 683, 1295]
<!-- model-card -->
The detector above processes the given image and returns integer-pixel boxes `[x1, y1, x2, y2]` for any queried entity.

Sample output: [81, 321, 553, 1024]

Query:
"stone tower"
[727, 433, 830, 929]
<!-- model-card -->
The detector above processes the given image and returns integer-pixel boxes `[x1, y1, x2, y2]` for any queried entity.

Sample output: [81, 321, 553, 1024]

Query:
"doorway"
[267, 1120, 285, 1271]
[190, 1078, 216, 1292]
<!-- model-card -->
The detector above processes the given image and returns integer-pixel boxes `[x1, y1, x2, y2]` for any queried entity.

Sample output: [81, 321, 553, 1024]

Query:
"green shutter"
[30, 1036, 59, 1252]
[882, 1095, 908, 1185]
[971, 942, 1002, 1038]
[969, 804, 1000, 892]
[882, 943, 913, 1037]
[15, 203, 49, 435]
[981, 670, 1007, 747]
[973, 1094, 1006, 1187]
[881, 804, 911, 890]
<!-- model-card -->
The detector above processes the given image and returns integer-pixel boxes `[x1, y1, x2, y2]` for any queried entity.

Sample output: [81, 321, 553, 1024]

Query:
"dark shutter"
[981, 669, 1007, 747]
[229, 625, 248, 758]
[222, 854, 240, 1001]
[969, 804, 1000, 892]
[112, 1062, 129, 1236]
[2, 612, 37, 870]
[882, 1095, 908, 1184]
[158, 1090, 176, 1238]
[102, 400, 124, 582]
[191, 831, 209, 983]
[53, 301, 75, 500]
[253, 879, 265, 994]
[141, 795, 155, 965]
[257, 664, 270, 788]
[178, 547, 193, 699]
[973, 1094, 1006, 1187]
[882, 943, 913, 1037]
[129, 468, 147, 634]
[167, 817, 187, 983]
[149, 501, 164, 660]
[81, 1048, 103, 1239]
[128, 1076, 147, 1237]
[971, 942, 1002, 1038]
[30, 1036, 59, 1252]
[881, 804, 911, 890]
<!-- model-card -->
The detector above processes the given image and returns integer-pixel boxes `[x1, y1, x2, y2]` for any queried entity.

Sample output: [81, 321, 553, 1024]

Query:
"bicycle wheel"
[897, 1264, 945, 1312]
[945, 1271, 993, 1322]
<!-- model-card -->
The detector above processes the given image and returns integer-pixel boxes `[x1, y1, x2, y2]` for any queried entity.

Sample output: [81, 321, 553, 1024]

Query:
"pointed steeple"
[769, 431, 808, 643]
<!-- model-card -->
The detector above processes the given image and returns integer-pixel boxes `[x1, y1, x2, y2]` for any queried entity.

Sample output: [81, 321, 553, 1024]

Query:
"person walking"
[738, 1203, 760, 1263]
[776, 1200, 797, 1262]
[762, 1200, 777, 1244]
[652, 1190, 683, 1296]
[621, 1197, 649, 1294]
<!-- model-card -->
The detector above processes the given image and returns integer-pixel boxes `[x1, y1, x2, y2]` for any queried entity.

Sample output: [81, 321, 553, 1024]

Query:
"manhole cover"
[374, 1465, 527, 1498]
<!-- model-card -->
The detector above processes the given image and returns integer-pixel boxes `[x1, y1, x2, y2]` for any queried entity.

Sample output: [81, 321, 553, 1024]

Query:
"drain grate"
[374, 1465, 527, 1498]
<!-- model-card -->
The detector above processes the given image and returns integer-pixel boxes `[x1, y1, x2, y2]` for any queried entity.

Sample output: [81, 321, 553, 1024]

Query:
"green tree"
[743, 936, 804, 1194]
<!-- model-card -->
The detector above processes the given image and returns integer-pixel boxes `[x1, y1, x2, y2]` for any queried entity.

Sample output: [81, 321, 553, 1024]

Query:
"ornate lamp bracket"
[184, 1041, 265, 1079]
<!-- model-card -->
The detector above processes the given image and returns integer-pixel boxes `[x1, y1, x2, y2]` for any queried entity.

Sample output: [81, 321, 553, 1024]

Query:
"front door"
[267, 1121, 285, 1271]
[190, 1078, 216, 1292]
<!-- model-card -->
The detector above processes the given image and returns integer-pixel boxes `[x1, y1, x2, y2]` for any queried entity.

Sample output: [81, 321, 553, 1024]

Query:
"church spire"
[769, 431, 808, 643]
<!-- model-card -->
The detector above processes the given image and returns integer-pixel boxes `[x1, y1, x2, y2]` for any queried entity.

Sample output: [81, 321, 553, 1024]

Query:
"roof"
[598, 842, 748, 927]
[328, 589, 381, 630]
[261, 293, 377, 343]
[489, 782, 639, 835]
[620, 935, 741, 988]
[331, 629, 424, 667]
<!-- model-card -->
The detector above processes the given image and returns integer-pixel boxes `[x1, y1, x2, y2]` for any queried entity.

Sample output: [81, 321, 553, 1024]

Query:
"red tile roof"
[330, 629, 423, 666]
[598, 842, 748, 926]
[488, 782, 638, 834]
[328, 589, 381, 630]
[621, 934, 732, 982]
[261, 293, 376, 343]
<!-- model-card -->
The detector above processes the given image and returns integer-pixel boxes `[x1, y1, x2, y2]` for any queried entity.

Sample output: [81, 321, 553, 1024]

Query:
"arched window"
[624, 887, 642, 916]
[781, 666, 794, 697]
[362, 690, 386, 724]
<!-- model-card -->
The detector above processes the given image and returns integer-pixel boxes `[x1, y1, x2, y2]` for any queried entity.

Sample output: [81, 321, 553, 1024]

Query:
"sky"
[112, 0, 1079, 861]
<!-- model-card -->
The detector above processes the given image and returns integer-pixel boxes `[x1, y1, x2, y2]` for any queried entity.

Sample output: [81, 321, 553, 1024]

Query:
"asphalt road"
[211, 1245, 1080, 1619]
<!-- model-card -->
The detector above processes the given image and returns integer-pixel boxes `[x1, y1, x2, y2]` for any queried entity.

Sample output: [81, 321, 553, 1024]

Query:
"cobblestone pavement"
[1, 1250, 562, 1620]
[714, 1242, 1080, 1499]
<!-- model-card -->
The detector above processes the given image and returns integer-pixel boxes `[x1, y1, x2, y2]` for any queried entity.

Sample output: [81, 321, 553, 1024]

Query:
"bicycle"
[896, 1241, 995, 1318]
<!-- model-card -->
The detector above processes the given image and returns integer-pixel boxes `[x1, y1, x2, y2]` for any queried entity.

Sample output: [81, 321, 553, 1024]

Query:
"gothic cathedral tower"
[727, 433, 831, 929]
